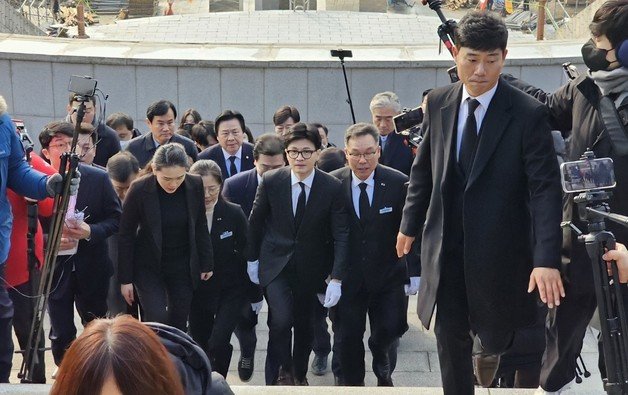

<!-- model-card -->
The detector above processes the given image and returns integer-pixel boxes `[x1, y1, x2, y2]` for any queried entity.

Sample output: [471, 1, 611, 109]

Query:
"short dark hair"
[244, 126, 255, 143]
[106, 112, 134, 131]
[107, 151, 140, 183]
[39, 121, 74, 149]
[454, 11, 508, 52]
[273, 105, 301, 126]
[253, 133, 284, 160]
[79, 123, 97, 145]
[311, 122, 329, 136]
[215, 110, 246, 133]
[344, 123, 380, 146]
[68, 93, 96, 106]
[590, 0, 628, 48]
[284, 122, 321, 150]
[190, 122, 215, 148]
[175, 128, 192, 139]
[317, 147, 346, 173]
[146, 100, 177, 122]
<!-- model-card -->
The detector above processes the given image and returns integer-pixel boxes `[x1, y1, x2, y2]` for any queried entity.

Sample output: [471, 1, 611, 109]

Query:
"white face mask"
[119, 140, 130, 150]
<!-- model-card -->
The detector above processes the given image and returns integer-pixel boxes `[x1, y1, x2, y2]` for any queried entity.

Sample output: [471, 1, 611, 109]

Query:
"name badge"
[220, 231, 233, 240]
[379, 207, 393, 214]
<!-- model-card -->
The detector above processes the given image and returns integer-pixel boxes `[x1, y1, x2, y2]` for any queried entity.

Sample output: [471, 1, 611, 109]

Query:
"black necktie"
[358, 182, 369, 225]
[459, 98, 481, 179]
[228, 156, 237, 177]
[294, 182, 306, 230]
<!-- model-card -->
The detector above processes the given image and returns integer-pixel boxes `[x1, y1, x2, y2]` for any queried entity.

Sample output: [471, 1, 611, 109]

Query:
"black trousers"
[0, 265, 13, 383]
[264, 265, 315, 384]
[189, 283, 247, 378]
[134, 264, 193, 332]
[336, 283, 407, 385]
[9, 281, 46, 383]
[233, 302, 258, 358]
[312, 300, 331, 357]
[48, 260, 108, 365]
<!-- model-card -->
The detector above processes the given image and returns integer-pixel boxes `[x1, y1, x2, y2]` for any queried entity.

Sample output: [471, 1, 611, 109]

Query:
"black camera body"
[68, 75, 97, 97]
[394, 107, 424, 148]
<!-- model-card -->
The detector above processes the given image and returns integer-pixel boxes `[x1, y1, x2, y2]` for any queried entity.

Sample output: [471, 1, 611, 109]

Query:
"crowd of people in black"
[0, 2, 627, 394]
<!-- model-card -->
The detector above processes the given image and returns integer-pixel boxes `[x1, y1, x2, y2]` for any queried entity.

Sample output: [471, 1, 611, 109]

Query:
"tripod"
[567, 190, 628, 395]
[18, 99, 85, 383]
[330, 49, 356, 124]
[424, 0, 460, 82]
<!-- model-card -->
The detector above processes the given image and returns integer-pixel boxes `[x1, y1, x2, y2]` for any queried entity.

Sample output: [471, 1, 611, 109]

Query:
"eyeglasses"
[286, 149, 315, 159]
[204, 185, 221, 195]
[48, 142, 73, 151]
[347, 151, 378, 160]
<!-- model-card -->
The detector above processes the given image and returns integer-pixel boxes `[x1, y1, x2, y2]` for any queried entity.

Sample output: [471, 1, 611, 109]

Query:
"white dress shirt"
[222, 146, 243, 176]
[291, 170, 315, 216]
[351, 171, 375, 218]
[455, 82, 498, 160]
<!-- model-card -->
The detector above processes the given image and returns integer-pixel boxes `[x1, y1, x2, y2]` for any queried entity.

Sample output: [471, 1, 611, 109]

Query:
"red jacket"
[6, 153, 55, 287]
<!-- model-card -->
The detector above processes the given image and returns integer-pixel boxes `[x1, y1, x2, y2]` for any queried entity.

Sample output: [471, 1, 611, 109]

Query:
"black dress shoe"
[311, 353, 328, 376]
[294, 377, 309, 386]
[377, 377, 394, 387]
[334, 375, 343, 386]
[276, 367, 295, 385]
[238, 356, 254, 382]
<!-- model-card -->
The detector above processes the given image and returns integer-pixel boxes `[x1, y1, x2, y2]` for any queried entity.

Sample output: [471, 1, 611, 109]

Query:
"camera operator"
[603, 243, 628, 285]
[503, 1, 627, 392]
[0, 95, 78, 382]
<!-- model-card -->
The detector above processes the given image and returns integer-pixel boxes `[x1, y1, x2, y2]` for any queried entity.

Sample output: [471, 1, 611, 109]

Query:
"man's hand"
[121, 283, 134, 306]
[603, 242, 628, 283]
[405, 276, 421, 296]
[323, 280, 342, 308]
[251, 301, 263, 315]
[59, 236, 78, 251]
[200, 271, 213, 281]
[528, 267, 565, 308]
[247, 260, 260, 285]
[63, 221, 91, 240]
[396, 232, 415, 258]
[46, 171, 81, 197]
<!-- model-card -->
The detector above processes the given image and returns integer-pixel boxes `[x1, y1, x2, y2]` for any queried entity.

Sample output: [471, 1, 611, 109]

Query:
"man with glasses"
[330, 123, 419, 386]
[221, 133, 285, 382]
[246, 123, 349, 385]
[126, 100, 198, 168]
[199, 110, 254, 180]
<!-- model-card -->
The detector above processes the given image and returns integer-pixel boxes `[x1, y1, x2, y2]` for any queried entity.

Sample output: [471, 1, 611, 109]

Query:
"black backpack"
[145, 322, 234, 395]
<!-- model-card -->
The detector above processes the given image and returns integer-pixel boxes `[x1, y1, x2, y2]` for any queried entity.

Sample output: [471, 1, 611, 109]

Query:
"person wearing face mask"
[503, 1, 627, 393]
[187, 159, 250, 379]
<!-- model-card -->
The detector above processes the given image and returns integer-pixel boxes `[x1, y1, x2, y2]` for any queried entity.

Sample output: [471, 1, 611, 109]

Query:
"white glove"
[247, 260, 260, 285]
[46, 170, 81, 197]
[323, 281, 342, 308]
[317, 293, 325, 306]
[404, 276, 421, 296]
[251, 300, 263, 315]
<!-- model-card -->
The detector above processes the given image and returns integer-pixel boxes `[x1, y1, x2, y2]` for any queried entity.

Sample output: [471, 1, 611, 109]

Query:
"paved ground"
[9, 296, 606, 393]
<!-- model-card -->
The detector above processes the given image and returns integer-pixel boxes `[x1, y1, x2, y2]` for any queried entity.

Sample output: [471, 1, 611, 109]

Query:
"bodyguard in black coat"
[331, 124, 420, 386]
[199, 141, 254, 180]
[396, 13, 563, 395]
[126, 132, 198, 169]
[246, 123, 349, 385]
[221, 167, 258, 216]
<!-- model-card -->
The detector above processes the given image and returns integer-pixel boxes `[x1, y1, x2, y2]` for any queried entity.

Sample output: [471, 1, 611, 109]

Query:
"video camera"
[394, 107, 424, 148]
[12, 119, 34, 163]
[68, 75, 97, 98]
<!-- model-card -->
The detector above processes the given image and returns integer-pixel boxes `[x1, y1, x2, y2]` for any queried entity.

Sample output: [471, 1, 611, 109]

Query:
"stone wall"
[0, 0, 44, 36]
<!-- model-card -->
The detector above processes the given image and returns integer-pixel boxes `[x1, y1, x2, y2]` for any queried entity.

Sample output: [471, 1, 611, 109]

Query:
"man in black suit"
[198, 110, 254, 180]
[370, 92, 414, 176]
[126, 100, 198, 168]
[331, 123, 419, 386]
[39, 122, 121, 367]
[396, 12, 564, 395]
[221, 132, 285, 381]
[66, 93, 120, 167]
[246, 123, 349, 385]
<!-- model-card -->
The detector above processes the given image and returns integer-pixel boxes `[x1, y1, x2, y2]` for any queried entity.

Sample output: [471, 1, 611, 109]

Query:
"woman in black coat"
[188, 159, 251, 378]
[118, 143, 213, 331]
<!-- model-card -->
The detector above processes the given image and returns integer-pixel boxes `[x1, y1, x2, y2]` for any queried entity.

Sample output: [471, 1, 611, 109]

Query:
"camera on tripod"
[560, 155, 615, 195]
[393, 107, 424, 148]
[68, 75, 97, 98]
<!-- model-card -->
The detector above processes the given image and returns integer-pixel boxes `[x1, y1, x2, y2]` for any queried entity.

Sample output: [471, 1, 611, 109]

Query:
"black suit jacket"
[198, 142, 254, 180]
[117, 174, 213, 288]
[331, 164, 419, 295]
[246, 167, 350, 292]
[63, 163, 121, 290]
[379, 132, 414, 176]
[221, 168, 258, 217]
[400, 78, 562, 333]
[126, 133, 198, 168]
[93, 123, 120, 167]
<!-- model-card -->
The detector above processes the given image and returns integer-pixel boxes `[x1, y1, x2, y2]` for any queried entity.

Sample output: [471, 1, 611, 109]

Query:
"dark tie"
[358, 182, 369, 226]
[459, 98, 481, 179]
[228, 156, 237, 177]
[294, 182, 306, 230]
